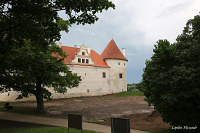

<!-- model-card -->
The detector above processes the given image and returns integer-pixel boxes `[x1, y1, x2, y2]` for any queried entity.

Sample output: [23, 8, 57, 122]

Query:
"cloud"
[58, 0, 200, 83]
[157, 0, 195, 18]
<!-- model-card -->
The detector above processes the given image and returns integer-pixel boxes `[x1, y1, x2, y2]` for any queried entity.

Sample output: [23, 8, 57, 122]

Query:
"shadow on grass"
[0, 119, 101, 133]
[0, 102, 45, 116]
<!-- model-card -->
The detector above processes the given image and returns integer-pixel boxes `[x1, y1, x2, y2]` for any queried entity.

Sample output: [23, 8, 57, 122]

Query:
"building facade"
[0, 40, 128, 101]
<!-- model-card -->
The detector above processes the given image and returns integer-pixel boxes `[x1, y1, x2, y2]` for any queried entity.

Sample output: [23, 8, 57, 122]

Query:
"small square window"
[82, 52, 85, 55]
[119, 73, 122, 78]
[86, 59, 89, 63]
[118, 62, 120, 65]
[78, 58, 81, 63]
[82, 59, 85, 63]
[102, 72, 106, 78]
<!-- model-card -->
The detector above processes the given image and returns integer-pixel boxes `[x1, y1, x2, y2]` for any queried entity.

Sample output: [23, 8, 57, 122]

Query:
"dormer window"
[86, 59, 89, 64]
[78, 58, 81, 63]
[82, 52, 85, 55]
[82, 59, 85, 63]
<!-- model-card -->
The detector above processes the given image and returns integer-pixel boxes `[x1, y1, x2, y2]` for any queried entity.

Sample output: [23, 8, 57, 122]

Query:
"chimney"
[122, 48, 126, 57]
[58, 42, 62, 47]
[87, 47, 91, 54]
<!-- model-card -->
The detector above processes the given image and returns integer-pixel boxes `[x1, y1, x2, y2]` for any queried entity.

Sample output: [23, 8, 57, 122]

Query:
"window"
[82, 52, 85, 55]
[118, 62, 120, 65]
[86, 59, 89, 64]
[119, 73, 123, 78]
[78, 58, 81, 63]
[102, 72, 106, 78]
[82, 59, 85, 63]
[124, 63, 125, 66]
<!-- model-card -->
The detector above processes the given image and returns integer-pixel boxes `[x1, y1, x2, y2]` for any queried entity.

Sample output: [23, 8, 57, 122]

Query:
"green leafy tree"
[0, 0, 115, 64]
[1, 41, 81, 112]
[142, 14, 200, 129]
[0, 0, 115, 112]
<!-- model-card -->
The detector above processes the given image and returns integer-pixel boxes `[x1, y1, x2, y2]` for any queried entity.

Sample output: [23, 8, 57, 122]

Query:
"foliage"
[127, 83, 137, 91]
[0, 0, 115, 112]
[1, 41, 81, 112]
[142, 14, 200, 129]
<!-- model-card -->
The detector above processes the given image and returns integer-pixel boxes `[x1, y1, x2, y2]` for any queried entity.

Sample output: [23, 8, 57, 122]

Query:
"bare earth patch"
[14, 94, 170, 131]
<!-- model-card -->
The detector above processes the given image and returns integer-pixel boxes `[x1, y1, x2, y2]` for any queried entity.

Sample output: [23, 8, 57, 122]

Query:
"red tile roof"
[101, 40, 128, 61]
[61, 46, 110, 68]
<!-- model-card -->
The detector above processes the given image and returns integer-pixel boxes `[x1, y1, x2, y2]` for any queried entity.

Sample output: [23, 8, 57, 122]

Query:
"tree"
[1, 41, 81, 113]
[0, 0, 115, 63]
[142, 14, 200, 129]
[0, 0, 115, 112]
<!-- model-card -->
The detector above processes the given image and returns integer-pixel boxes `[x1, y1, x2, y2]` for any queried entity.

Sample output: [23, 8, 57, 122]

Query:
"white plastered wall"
[49, 65, 112, 99]
[0, 58, 128, 102]
[104, 59, 127, 93]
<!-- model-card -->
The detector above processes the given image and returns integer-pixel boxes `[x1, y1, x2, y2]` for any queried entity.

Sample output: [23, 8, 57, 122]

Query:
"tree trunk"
[35, 79, 45, 113]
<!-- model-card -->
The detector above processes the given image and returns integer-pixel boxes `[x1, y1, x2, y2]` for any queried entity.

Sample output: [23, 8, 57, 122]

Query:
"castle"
[0, 40, 128, 101]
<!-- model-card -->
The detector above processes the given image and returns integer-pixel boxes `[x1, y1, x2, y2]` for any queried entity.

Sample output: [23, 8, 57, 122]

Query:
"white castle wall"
[105, 59, 127, 93]
[49, 65, 112, 99]
[0, 46, 128, 102]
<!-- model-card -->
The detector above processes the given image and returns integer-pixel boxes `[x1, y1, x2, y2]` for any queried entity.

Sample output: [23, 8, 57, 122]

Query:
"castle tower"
[101, 40, 128, 92]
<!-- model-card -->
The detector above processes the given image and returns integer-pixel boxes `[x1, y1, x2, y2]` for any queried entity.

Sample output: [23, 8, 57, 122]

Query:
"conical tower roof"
[101, 40, 128, 61]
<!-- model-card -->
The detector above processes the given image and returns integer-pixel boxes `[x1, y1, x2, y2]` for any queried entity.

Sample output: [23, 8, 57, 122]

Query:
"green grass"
[116, 91, 144, 97]
[0, 127, 102, 133]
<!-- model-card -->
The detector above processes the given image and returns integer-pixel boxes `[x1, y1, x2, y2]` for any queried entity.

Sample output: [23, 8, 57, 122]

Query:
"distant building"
[0, 40, 128, 101]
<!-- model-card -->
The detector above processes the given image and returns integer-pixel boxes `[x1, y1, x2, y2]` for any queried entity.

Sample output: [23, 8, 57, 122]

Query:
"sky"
[58, 0, 200, 84]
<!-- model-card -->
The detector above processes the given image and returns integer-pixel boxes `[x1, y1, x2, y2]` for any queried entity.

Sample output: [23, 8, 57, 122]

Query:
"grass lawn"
[1, 127, 102, 133]
[116, 91, 144, 97]
[0, 119, 101, 133]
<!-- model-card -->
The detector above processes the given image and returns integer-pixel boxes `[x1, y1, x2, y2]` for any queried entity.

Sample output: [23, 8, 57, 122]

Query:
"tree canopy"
[0, 0, 115, 112]
[142, 14, 200, 129]
[0, 0, 115, 49]
[2, 41, 81, 112]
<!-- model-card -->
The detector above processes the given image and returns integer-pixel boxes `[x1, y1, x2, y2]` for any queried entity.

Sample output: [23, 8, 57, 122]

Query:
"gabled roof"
[61, 46, 110, 68]
[101, 40, 128, 61]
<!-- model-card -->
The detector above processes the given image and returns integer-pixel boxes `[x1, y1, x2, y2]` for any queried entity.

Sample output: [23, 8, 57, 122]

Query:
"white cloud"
[59, 0, 200, 83]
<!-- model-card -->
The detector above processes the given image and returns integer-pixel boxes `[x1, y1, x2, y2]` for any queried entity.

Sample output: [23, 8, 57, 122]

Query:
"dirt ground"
[14, 94, 171, 131]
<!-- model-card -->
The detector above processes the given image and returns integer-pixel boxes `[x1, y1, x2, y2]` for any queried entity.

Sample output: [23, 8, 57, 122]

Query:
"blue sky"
[59, 0, 200, 84]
